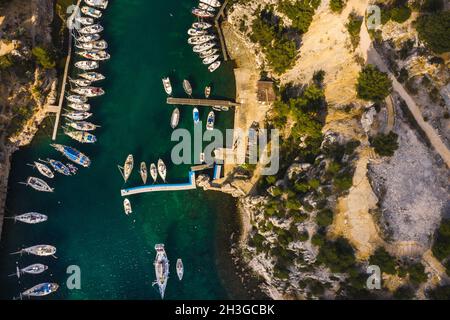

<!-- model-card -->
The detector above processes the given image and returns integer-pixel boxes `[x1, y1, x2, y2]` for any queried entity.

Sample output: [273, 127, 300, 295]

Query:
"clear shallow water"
[0, 0, 245, 299]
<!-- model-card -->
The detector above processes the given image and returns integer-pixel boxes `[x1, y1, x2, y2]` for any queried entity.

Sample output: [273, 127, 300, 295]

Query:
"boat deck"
[167, 97, 239, 107]
[120, 171, 196, 196]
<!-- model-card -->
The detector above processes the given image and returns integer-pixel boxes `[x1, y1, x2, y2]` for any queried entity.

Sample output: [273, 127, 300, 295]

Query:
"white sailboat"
[157, 159, 166, 183]
[123, 198, 132, 215]
[140, 162, 148, 184]
[118, 154, 134, 182]
[27, 161, 54, 179]
[150, 163, 157, 183]
[176, 259, 184, 281]
[153, 244, 169, 299]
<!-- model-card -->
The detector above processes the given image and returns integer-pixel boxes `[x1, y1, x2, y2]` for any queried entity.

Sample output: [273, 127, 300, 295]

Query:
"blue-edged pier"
[120, 171, 196, 196]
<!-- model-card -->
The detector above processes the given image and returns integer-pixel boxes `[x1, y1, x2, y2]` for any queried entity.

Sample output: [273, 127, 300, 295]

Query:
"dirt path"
[359, 17, 450, 168]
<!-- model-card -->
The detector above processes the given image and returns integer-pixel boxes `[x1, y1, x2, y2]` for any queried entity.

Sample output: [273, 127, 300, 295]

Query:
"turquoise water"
[0, 0, 247, 299]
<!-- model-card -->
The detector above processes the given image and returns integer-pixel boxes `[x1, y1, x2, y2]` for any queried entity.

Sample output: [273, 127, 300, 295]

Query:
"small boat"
[193, 41, 215, 53]
[187, 28, 207, 36]
[11, 245, 56, 257]
[150, 163, 157, 183]
[199, 48, 218, 59]
[67, 95, 88, 104]
[208, 61, 221, 72]
[77, 33, 101, 43]
[28, 161, 54, 179]
[202, 54, 219, 65]
[162, 77, 172, 95]
[22, 283, 59, 297]
[75, 40, 108, 51]
[81, 6, 102, 18]
[64, 130, 97, 144]
[75, 60, 99, 70]
[157, 159, 166, 183]
[118, 154, 134, 182]
[66, 163, 78, 175]
[77, 50, 110, 61]
[183, 79, 192, 96]
[6, 212, 48, 224]
[192, 8, 214, 18]
[72, 86, 105, 97]
[50, 144, 91, 168]
[206, 111, 215, 130]
[193, 108, 200, 125]
[205, 86, 211, 98]
[200, 0, 221, 7]
[63, 111, 92, 121]
[75, 16, 94, 25]
[66, 121, 99, 131]
[220, 106, 229, 111]
[153, 244, 169, 299]
[78, 24, 104, 35]
[192, 22, 212, 29]
[12, 263, 48, 278]
[46, 159, 72, 176]
[199, 3, 216, 12]
[171, 108, 180, 129]
[140, 162, 148, 184]
[176, 259, 184, 281]
[212, 105, 222, 111]
[188, 35, 215, 45]
[79, 72, 105, 82]
[70, 78, 91, 87]
[20, 177, 54, 193]
[123, 198, 132, 215]
[67, 103, 90, 111]
[85, 0, 109, 10]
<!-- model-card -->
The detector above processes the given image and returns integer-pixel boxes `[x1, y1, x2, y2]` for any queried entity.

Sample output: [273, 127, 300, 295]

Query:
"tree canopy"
[357, 64, 392, 102]
[416, 11, 450, 54]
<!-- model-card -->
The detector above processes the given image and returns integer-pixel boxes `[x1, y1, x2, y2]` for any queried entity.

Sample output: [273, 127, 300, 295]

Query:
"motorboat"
[81, 6, 102, 19]
[199, 48, 218, 58]
[171, 108, 180, 129]
[192, 22, 212, 29]
[63, 111, 92, 121]
[78, 24, 104, 35]
[79, 72, 105, 82]
[46, 158, 72, 176]
[199, 3, 216, 12]
[200, 0, 221, 7]
[20, 177, 54, 193]
[206, 111, 215, 130]
[193, 107, 200, 125]
[188, 35, 215, 45]
[64, 130, 97, 144]
[11, 245, 56, 257]
[183, 79, 192, 96]
[192, 8, 214, 18]
[75, 40, 108, 51]
[208, 61, 221, 72]
[67, 95, 87, 104]
[200, 152, 205, 163]
[28, 161, 54, 179]
[22, 283, 59, 297]
[77, 33, 101, 43]
[66, 121, 99, 131]
[140, 162, 148, 184]
[67, 103, 90, 111]
[75, 60, 99, 70]
[150, 163, 157, 183]
[84, 0, 108, 10]
[153, 244, 169, 299]
[123, 198, 132, 215]
[187, 28, 207, 36]
[75, 16, 94, 25]
[6, 212, 48, 224]
[77, 50, 110, 61]
[157, 159, 166, 183]
[202, 54, 219, 65]
[50, 144, 91, 167]
[176, 259, 184, 281]
[205, 86, 211, 98]
[193, 41, 215, 53]
[162, 77, 172, 95]
[70, 78, 92, 87]
[72, 86, 105, 97]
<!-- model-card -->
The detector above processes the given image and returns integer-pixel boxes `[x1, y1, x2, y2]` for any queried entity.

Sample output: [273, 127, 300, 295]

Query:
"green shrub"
[311, 232, 326, 246]
[370, 131, 399, 157]
[333, 171, 353, 192]
[428, 285, 450, 300]
[390, 6, 411, 23]
[369, 247, 397, 275]
[416, 11, 450, 54]
[0, 55, 13, 69]
[357, 64, 392, 102]
[346, 12, 363, 49]
[317, 237, 356, 273]
[329, 0, 346, 13]
[32, 46, 55, 69]
[298, 231, 309, 242]
[316, 209, 334, 227]
[421, 0, 444, 12]
[279, 0, 317, 34]
[407, 263, 427, 285]
[432, 218, 450, 260]
[393, 286, 415, 300]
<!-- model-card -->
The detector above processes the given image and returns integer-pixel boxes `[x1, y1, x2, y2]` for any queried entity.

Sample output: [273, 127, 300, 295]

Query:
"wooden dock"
[120, 171, 196, 196]
[190, 163, 214, 172]
[167, 97, 239, 107]
[214, 0, 229, 61]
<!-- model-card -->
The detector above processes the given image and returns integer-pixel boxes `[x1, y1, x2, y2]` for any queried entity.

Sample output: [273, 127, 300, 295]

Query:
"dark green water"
[0, 0, 246, 299]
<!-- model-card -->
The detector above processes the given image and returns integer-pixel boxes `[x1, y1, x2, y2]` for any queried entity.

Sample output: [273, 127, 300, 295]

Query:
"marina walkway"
[167, 97, 240, 107]
[214, 0, 229, 61]
[120, 171, 196, 196]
